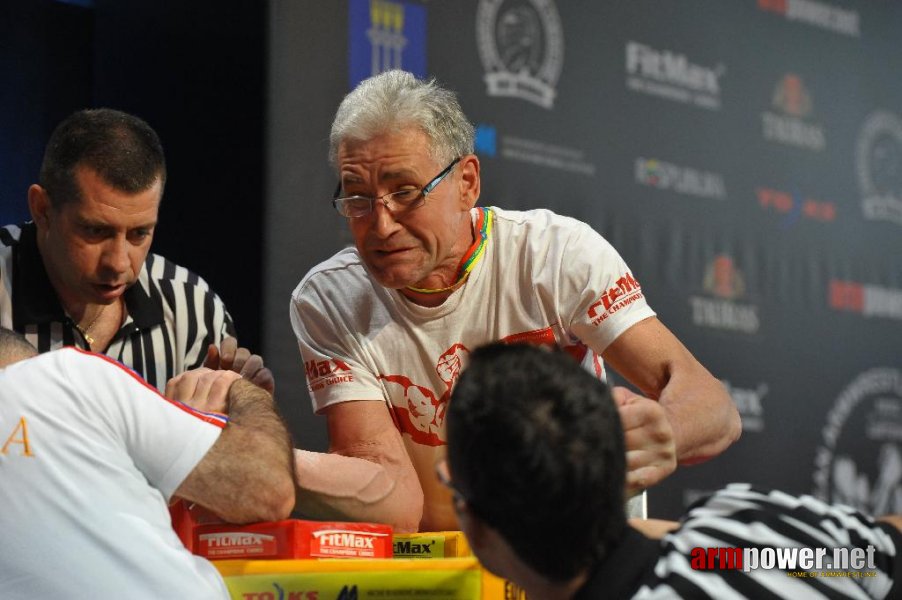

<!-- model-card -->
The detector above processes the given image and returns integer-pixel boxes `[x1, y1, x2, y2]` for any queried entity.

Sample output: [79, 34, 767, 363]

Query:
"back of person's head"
[329, 70, 474, 169]
[39, 108, 167, 208]
[0, 327, 38, 368]
[446, 343, 627, 582]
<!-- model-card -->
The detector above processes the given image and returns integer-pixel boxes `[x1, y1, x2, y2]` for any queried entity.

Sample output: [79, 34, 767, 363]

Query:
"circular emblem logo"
[475, 0, 564, 109]
[856, 111, 902, 226]
[813, 368, 902, 514]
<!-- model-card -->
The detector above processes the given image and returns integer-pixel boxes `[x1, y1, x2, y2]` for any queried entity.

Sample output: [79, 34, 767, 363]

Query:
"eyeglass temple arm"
[423, 157, 461, 195]
[334, 156, 461, 200]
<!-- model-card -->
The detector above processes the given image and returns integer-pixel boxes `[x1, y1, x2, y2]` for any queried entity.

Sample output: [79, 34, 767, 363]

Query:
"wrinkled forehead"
[337, 124, 442, 164]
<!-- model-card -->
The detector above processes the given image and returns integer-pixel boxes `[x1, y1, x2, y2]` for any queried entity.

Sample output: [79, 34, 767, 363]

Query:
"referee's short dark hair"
[446, 342, 627, 582]
[39, 108, 167, 208]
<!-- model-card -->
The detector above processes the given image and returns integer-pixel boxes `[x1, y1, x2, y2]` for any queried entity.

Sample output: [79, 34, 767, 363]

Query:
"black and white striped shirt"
[0, 222, 235, 391]
[577, 483, 900, 599]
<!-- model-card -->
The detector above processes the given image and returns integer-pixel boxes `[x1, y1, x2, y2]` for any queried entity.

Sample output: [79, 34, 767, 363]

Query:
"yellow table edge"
[214, 556, 480, 576]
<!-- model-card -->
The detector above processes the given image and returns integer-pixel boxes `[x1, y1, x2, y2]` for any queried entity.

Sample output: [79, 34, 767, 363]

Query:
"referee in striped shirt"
[443, 343, 901, 599]
[0, 108, 271, 393]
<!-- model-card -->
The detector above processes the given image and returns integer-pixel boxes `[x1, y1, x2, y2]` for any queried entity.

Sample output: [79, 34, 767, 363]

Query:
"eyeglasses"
[435, 458, 468, 511]
[332, 157, 461, 218]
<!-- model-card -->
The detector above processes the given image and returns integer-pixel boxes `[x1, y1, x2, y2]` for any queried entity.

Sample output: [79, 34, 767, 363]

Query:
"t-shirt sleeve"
[290, 280, 386, 413]
[62, 349, 224, 500]
[555, 219, 656, 353]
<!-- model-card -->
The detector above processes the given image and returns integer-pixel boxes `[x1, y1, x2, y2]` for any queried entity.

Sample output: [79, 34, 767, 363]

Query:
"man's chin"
[377, 277, 418, 290]
[365, 263, 423, 290]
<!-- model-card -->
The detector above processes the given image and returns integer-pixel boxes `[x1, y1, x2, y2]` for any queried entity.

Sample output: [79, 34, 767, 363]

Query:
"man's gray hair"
[329, 70, 475, 170]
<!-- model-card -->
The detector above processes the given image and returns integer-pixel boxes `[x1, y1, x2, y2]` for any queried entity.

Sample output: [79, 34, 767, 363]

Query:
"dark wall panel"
[0, 0, 93, 224]
[92, 0, 266, 352]
[1, 0, 267, 353]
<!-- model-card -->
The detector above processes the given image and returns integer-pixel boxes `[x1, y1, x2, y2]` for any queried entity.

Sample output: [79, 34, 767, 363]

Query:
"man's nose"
[100, 236, 131, 274]
[370, 198, 402, 237]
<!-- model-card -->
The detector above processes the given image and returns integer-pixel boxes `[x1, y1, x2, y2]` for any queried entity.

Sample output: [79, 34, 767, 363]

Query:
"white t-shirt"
[0, 348, 228, 599]
[291, 207, 656, 529]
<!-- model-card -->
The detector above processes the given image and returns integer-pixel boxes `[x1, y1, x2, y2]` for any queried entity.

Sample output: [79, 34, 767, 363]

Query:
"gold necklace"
[73, 305, 106, 346]
[405, 270, 472, 295]
[405, 208, 494, 295]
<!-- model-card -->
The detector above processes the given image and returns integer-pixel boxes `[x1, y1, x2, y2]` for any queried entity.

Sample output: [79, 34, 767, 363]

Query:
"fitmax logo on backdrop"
[625, 41, 725, 111]
[348, 0, 426, 89]
[723, 380, 768, 433]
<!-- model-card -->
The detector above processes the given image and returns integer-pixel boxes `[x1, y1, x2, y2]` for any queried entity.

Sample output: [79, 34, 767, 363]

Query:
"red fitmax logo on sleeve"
[587, 273, 644, 326]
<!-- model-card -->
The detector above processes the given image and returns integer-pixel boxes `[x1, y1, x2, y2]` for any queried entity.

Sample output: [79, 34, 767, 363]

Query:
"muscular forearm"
[176, 380, 296, 523]
[660, 372, 741, 464]
[292, 449, 423, 532]
[601, 318, 740, 467]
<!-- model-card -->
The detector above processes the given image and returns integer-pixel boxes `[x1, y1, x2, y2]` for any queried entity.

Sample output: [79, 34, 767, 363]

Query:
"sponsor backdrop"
[267, 0, 902, 519]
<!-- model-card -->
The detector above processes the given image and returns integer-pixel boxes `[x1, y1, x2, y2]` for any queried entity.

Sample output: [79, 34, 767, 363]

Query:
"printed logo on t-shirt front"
[305, 358, 355, 392]
[1, 417, 34, 457]
[587, 272, 645, 326]
[501, 327, 556, 346]
[380, 344, 471, 446]
[380, 331, 607, 445]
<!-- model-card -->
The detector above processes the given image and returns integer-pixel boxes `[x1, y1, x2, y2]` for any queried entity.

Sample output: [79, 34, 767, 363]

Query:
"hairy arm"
[172, 375, 296, 523]
[293, 400, 424, 533]
[604, 317, 741, 493]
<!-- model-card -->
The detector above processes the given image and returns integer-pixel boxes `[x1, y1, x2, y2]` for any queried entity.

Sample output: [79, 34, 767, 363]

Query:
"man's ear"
[457, 501, 522, 580]
[28, 184, 52, 230]
[457, 154, 481, 210]
[456, 498, 490, 551]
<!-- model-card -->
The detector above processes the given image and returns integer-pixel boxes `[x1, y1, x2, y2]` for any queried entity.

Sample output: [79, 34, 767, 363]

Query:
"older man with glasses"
[288, 70, 741, 533]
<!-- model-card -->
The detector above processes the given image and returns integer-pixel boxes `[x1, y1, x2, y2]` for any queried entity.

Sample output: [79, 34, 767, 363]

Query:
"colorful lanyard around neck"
[406, 207, 494, 294]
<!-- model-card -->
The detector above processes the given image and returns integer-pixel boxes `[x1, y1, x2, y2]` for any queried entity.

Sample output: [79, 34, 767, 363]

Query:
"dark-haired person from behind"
[442, 343, 902, 599]
[0, 108, 272, 392]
